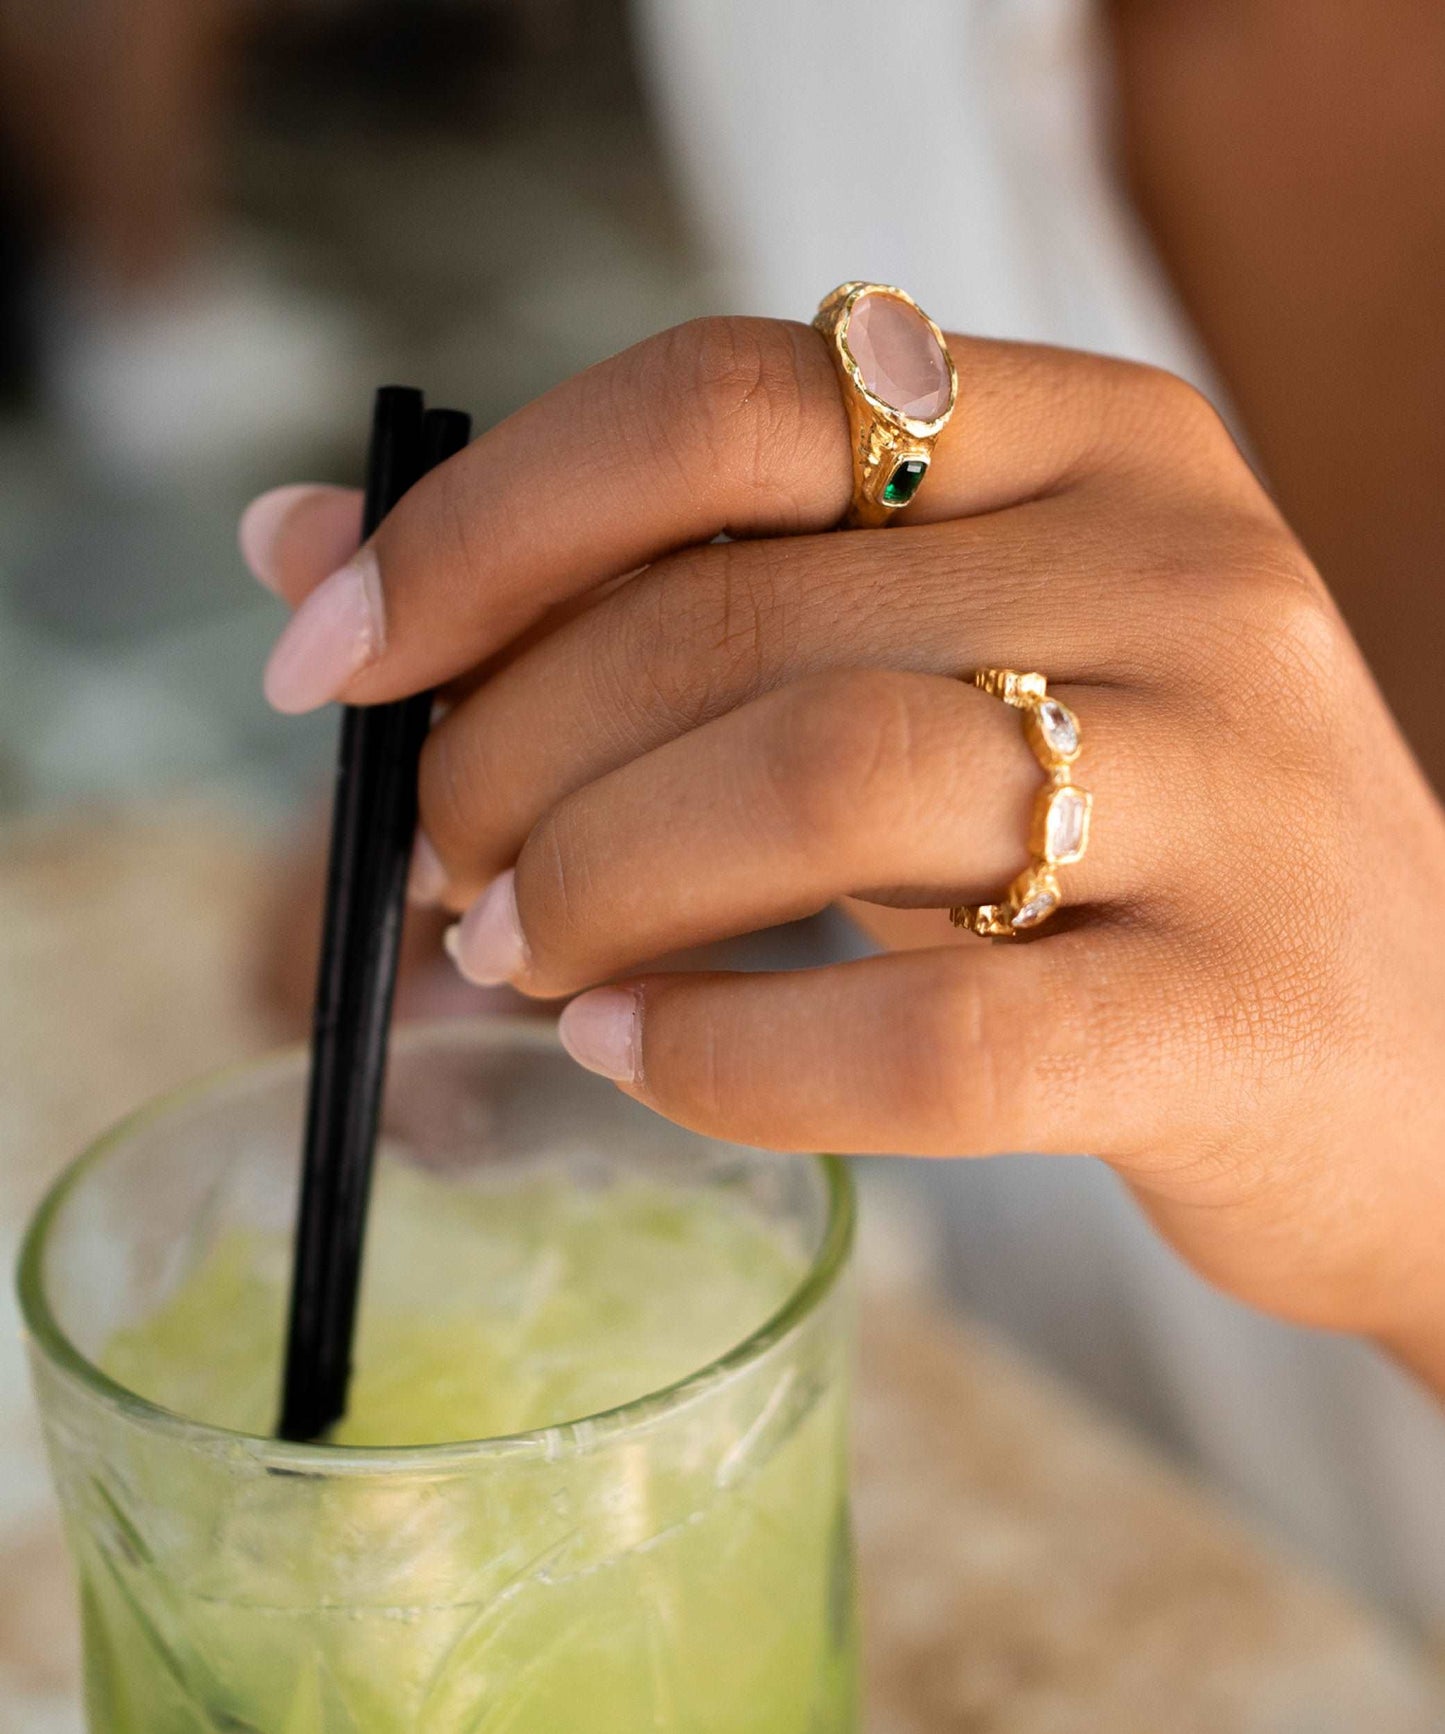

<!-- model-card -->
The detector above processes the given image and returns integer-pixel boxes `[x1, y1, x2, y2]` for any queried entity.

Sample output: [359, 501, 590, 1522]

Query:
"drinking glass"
[19, 1019, 857, 1733]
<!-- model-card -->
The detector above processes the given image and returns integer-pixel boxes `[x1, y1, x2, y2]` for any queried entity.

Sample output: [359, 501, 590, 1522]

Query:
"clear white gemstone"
[1012, 889, 1058, 928]
[1037, 699, 1079, 758]
[1045, 788, 1088, 863]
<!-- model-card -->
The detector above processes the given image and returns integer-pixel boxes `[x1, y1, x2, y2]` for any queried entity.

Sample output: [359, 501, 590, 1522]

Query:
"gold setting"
[951, 670, 1092, 939]
[813, 282, 957, 528]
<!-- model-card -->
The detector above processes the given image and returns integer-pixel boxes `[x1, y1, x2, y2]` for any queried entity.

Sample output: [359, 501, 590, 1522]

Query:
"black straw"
[278, 389, 472, 1443]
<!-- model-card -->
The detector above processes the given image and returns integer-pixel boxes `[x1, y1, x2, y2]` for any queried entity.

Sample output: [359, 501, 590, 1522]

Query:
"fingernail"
[238, 484, 323, 593]
[407, 830, 448, 907]
[444, 870, 527, 986]
[262, 549, 384, 714]
[558, 988, 641, 1084]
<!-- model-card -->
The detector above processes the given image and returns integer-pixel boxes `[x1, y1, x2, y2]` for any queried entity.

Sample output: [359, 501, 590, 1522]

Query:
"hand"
[239, 319, 1445, 1391]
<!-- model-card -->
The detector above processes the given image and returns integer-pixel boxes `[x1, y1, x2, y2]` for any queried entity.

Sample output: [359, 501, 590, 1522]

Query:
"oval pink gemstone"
[844, 293, 952, 421]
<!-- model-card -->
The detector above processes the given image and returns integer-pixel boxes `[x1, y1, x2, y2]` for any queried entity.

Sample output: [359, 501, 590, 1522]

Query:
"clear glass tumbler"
[19, 1019, 857, 1734]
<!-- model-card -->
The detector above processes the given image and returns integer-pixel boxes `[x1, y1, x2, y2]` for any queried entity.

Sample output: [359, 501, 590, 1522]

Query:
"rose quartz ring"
[813, 283, 957, 528]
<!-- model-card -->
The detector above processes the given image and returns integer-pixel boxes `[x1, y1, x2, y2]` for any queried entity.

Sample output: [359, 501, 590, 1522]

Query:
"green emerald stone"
[882, 458, 927, 506]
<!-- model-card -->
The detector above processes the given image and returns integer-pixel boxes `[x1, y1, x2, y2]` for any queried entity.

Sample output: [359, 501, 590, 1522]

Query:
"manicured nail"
[407, 831, 448, 907]
[444, 870, 527, 986]
[558, 988, 641, 1084]
[239, 484, 364, 595]
[238, 484, 323, 593]
[262, 549, 384, 714]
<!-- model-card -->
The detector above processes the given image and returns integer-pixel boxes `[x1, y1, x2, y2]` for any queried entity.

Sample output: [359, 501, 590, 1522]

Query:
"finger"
[417, 486, 1250, 902]
[446, 670, 1172, 998]
[259, 320, 1239, 712]
[238, 485, 364, 603]
[554, 937, 1186, 1160]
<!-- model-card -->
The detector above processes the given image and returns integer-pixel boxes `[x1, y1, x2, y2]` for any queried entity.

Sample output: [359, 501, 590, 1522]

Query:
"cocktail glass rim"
[18, 1017, 855, 1476]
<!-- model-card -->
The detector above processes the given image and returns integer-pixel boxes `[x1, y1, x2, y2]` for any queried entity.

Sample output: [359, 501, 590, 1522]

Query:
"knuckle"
[1194, 909, 1362, 1117]
[625, 543, 784, 734]
[666, 1005, 731, 1136]
[1136, 513, 1341, 727]
[423, 459, 490, 615]
[883, 966, 1025, 1151]
[1098, 359, 1241, 479]
[418, 721, 485, 865]
[1248, 563, 1344, 701]
[669, 314, 803, 418]
[763, 670, 924, 858]
[1206, 529, 1345, 741]
[660, 316, 817, 502]
[517, 803, 590, 976]
[1134, 363, 1233, 449]
[898, 949, 1145, 1156]
[1138, 362, 1221, 427]
[368, 457, 490, 645]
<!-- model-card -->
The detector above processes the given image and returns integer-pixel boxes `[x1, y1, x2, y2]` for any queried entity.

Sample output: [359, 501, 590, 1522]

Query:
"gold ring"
[950, 670, 1092, 938]
[813, 282, 957, 528]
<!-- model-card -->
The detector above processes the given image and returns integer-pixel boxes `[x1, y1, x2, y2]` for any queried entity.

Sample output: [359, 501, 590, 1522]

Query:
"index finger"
[258, 318, 1211, 712]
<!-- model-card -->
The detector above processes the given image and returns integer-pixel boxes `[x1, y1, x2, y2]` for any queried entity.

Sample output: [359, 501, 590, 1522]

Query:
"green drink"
[20, 1022, 857, 1733]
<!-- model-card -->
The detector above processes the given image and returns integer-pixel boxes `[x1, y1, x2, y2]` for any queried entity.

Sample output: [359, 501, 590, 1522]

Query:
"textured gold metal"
[950, 670, 1092, 939]
[813, 282, 958, 528]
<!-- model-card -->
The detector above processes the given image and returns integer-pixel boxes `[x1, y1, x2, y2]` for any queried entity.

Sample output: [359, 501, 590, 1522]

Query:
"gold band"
[950, 671, 1092, 938]
[813, 282, 957, 528]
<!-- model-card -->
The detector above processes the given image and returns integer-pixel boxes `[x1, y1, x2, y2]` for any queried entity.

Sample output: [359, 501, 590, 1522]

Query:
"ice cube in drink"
[77, 1156, 856, 1732]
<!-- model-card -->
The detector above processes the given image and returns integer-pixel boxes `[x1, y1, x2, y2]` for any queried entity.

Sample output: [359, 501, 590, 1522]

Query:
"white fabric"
[633, 0, 1445, 1636]
[637, 0, 1213, 376]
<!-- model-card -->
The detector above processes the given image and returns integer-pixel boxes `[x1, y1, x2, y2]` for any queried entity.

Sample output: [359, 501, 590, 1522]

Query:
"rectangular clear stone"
[1045, 788, 1088, 863]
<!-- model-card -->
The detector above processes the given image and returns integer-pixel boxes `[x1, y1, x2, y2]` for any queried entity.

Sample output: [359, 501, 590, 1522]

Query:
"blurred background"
[0, 0, 722, 825]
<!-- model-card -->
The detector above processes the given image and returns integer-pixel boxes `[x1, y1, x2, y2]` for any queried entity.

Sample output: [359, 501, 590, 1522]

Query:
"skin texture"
[241, 317, 1445, 1396]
